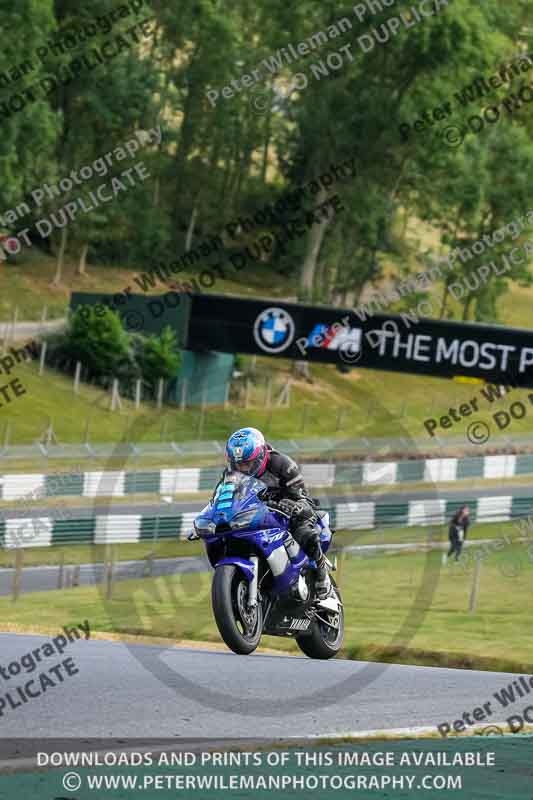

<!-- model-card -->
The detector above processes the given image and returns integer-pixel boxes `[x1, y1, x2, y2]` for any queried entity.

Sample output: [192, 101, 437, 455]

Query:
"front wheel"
[212, 565, 263, 655]
[296, 583, 344, 660]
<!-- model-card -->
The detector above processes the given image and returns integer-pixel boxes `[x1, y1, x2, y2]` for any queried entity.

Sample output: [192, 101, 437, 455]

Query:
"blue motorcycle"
[189, 471, 344, 658]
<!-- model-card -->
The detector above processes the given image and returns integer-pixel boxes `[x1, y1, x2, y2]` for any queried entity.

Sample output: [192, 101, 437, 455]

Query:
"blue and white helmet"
[225, 427, 267, 477]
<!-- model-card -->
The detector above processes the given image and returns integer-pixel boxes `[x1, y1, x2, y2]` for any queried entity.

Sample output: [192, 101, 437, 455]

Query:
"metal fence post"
[10, 306, 18, 348]
[144, 551, 154, 577]
[3, 421, 11, 450]
[266, 376, 273, 407]
[156, 378, 164, 410]
[468, 558, 482, 613]
[40, 305, 48, 337]
[180, 378, 188, 411]
[198, 385, 207, 439]
[57, 551, 65, 589]
[84, 417, 91, 446]
[73, 361, 82, 394]
[105, 544, 115, 600]
[11, 548, 23, 602]
[110, 379, 122, 411]
[39, 341, 47, 376]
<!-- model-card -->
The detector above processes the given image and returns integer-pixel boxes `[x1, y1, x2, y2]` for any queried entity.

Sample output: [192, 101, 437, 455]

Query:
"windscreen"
[217, 471, 266, 503]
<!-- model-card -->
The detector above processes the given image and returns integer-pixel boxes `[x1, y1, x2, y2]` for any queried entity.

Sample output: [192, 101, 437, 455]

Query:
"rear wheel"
[296, 582, 344, 660]
[212, 565, 263, 655]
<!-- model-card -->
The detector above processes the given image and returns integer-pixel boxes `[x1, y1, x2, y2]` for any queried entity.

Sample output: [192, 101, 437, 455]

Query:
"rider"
[221, 427, 331, 598]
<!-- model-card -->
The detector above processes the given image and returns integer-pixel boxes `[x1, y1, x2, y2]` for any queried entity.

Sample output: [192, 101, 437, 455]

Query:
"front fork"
[246, 556, 259, 610]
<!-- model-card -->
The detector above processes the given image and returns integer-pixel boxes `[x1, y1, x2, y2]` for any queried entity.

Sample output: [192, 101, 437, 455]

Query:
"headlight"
[194, 518, 216, 536]
[231, 508, 258, 529]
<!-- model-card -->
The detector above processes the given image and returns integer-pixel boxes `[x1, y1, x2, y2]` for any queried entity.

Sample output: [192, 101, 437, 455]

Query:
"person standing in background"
[445, 505, 471, 563]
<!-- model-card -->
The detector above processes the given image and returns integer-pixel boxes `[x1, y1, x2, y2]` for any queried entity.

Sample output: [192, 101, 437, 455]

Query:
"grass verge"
[2, 542, 532, 671]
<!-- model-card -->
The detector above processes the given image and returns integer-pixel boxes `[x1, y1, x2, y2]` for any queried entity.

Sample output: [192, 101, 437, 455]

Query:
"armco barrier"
[1, 453, 532, 501]
[2, 494, 532, 548]
[3, 429, 533, 464]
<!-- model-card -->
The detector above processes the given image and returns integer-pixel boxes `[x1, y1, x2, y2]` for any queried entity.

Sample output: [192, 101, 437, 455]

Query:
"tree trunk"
[260, 109, 272, 186]
[462, 293, 474, 321]
[77, 242, 88, 276]
[439, 276, 453, 319]
[51, 227, 68, 287]
[185, 205, 198, 251]
[172, 46, 204, 228]
[314, 257, 326, 303]
[300, 186, 329, 299]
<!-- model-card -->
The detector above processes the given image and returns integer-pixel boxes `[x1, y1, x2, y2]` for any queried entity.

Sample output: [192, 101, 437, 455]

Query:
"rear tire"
[212, 565, 263, 655]
[296, 583, 344, 660]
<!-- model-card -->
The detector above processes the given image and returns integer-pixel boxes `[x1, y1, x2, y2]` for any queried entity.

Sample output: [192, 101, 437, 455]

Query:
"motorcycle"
[188, 470, 344, 658]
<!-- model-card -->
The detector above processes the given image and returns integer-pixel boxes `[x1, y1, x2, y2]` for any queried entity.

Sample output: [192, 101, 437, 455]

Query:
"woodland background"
[1, 0, 533, 325]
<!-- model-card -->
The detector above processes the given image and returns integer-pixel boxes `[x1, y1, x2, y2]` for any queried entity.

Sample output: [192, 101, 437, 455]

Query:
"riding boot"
[292, 515, 331, 598]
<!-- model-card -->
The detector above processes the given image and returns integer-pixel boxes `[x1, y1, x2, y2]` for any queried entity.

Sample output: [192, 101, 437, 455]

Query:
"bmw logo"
[253, 307, 296, 354]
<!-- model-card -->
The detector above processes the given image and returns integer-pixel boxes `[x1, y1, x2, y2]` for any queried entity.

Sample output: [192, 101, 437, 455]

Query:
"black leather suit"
[220, 446, 322, 560]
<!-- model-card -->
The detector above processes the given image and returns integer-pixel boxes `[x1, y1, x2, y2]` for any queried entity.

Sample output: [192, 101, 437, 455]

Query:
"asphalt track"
[0, 633, 523, 744]
[4, 481, 533, 520]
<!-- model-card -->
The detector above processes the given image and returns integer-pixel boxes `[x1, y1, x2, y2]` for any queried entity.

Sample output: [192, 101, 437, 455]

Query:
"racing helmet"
[225, 427, 268, 477]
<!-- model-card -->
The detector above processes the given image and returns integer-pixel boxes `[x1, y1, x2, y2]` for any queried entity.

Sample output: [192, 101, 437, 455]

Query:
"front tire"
[296, 583, 344, 660]
[212, 565, 263, 655]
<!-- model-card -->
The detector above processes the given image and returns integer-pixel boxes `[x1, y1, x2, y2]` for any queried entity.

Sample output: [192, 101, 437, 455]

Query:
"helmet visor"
[228, 451, 265, 476]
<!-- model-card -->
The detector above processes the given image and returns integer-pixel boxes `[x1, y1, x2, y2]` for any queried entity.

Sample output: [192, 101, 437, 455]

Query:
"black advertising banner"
[186, 294, 533, 386]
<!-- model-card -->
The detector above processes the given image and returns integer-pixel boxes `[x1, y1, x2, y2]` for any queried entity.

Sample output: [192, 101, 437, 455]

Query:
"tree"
[63, 307, 132, 376]
[137, 326, 181, 383]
